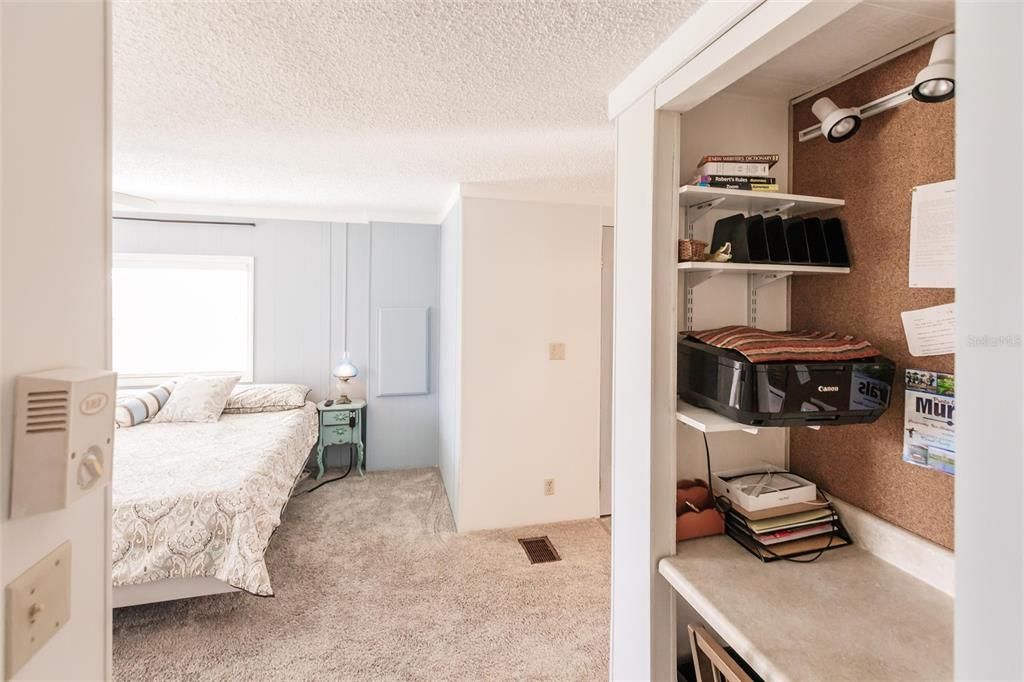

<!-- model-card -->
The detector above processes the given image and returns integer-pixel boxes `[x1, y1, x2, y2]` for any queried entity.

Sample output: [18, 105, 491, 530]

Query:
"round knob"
[77, 447, 104, 490]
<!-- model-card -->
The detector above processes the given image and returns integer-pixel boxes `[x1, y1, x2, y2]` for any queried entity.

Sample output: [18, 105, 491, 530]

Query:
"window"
[112, 254, 254, 386]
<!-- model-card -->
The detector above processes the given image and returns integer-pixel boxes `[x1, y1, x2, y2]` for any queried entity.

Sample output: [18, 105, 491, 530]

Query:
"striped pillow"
[115, 383, 174, 428]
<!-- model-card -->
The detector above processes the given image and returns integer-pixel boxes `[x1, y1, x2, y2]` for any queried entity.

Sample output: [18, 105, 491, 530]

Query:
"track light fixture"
[799, 34, 956, 143]
[811, 97, 862, 143]
[912, 33, 955, 103]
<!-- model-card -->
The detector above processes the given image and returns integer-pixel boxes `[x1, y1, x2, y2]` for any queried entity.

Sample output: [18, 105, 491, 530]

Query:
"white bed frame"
[113, 577, 239, 608]
[112, 403, 317, 609]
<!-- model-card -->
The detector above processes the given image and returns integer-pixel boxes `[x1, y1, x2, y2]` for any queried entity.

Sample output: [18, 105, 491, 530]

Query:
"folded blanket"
[688, 325, 881, 363]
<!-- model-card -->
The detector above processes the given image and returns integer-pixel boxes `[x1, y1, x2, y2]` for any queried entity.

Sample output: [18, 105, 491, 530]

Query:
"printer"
[678, 334, 895, 427]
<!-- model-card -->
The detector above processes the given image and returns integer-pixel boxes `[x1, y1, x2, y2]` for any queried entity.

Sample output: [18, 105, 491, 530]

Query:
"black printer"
[678, 337, 895, 426]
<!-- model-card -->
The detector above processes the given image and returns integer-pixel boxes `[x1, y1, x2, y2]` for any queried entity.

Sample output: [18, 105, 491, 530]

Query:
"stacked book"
[691, 153, 780, 192]
[725, 495, 851, 562]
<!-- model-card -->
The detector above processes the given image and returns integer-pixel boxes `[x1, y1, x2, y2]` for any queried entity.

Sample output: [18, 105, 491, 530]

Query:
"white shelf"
[677, 261, 848, 274]
[676, 400, 822, 432]
[676, 401, 759, 434]
[678, 185, 844, 218]
[677, 261, 849, 288]
[658, 537, 952, 682]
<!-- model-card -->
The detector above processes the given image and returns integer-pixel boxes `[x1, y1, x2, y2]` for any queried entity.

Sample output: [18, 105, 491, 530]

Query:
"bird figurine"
[707, 242, 733, 262]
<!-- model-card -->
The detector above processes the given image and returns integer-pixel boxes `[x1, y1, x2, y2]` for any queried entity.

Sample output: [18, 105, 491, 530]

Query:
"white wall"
[1, 2, 111, 678]
[453, 196, 603, 532]
[676, 94, 791, 481]
[955, 6, 1024, 678]
[438, 201, 463, 520]
[678, 92, 790, 193]
[113, 217, 440, 471]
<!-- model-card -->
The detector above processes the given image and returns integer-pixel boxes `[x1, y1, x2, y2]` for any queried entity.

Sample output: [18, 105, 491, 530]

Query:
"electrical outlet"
[549, 343, 566, 361]
[544, 478, 555, 496]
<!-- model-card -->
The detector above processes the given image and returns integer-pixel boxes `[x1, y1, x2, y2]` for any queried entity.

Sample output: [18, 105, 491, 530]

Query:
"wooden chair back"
[687, 624, 754, 682]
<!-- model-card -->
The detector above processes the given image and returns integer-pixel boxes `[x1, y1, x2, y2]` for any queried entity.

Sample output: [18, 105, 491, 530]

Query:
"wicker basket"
[678, 239, 708, 262]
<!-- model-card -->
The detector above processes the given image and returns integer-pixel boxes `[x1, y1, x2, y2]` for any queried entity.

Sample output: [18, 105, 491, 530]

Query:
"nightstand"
[315, 399, 366, 479]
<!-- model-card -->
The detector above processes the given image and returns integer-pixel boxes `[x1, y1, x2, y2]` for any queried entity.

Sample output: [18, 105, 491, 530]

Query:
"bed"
[111, 402, 318, 607]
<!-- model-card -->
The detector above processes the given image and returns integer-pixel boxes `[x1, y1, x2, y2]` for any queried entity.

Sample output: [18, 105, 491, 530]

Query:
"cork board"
[789, 44, 954, 549]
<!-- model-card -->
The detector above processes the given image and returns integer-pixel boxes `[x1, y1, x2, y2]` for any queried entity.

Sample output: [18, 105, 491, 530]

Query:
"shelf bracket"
[686, 269, 724, 288]
[686, 197, 726, 224]
[757, 201, 796, 219]
[751, 271, 792, 289]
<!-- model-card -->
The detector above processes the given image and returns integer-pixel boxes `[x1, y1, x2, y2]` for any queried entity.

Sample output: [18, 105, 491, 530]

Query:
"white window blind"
[112, 253, 254, 386]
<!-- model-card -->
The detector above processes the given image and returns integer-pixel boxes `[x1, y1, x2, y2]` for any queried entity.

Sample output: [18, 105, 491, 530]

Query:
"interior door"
[1, 1, 112, 679]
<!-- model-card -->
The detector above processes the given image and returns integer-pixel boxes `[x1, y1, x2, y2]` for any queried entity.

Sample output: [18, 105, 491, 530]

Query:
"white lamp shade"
[811, 96, 861, 143]
[332, 354, 358, 381]
[912, 34, 955, 103]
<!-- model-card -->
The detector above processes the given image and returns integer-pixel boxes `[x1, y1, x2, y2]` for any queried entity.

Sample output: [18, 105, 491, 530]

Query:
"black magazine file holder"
[710, 213, 749, 262]
[822, 217, 850, 266]
[804, 217, 830, 264]
[784, 218, 810, 263]
[764, 215, 789, 263]
[745, 215, 770, 263]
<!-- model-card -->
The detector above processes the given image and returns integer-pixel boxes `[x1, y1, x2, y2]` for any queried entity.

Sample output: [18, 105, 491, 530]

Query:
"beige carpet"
[112, 468, 611, 681]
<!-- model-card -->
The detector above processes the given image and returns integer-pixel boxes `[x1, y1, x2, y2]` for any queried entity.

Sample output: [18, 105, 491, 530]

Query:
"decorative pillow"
[150, 375, 240, 424]
[114, 383, 175, 428]
[222, 383, 311, 414]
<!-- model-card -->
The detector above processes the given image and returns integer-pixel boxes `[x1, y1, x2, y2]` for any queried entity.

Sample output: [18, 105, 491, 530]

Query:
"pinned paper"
[909, 180, 955, 288]
[901, 303, 955, 357]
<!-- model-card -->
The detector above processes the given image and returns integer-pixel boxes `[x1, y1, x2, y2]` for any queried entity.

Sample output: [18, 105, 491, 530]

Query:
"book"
[744, 508, 835, 534]
[726, 520, 850, 561]
[696, 175, 776, 185]
[695, 182, 780, 192]
[755, 521, 836, 546]
[698, 154, 780, 167]
[697, 162, 774, 177]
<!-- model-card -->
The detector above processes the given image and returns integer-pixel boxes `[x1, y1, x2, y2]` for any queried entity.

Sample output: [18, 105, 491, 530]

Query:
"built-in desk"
[660, 537, 953, 681]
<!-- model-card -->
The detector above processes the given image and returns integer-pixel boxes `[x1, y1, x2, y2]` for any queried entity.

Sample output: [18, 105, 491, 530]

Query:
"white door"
[599, 225, 614, 516]
[1, 1, 112, 679]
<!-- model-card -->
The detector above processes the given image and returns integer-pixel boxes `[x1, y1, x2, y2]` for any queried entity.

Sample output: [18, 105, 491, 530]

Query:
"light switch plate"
[549, 343, 566, 361]
[5, 542, 71, 679]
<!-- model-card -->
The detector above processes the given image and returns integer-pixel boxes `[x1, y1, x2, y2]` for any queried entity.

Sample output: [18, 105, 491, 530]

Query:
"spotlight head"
[913, 33, 955, 103]
[811, 97, 862, 143]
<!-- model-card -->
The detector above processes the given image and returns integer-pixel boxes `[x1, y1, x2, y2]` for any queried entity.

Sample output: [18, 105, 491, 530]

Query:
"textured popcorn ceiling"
[113, 0, 703, 222]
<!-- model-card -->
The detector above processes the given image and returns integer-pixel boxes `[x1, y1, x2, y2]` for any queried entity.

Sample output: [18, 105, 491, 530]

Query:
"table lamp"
[332, 353, 358, 403]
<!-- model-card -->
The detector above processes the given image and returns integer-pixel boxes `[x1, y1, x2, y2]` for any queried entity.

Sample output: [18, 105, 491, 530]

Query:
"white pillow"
[150, 375, 240, 424]
[223, 383, 311, 414]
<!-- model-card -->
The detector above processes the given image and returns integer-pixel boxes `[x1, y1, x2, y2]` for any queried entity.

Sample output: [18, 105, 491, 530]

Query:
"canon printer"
[678, 336, 895, 427]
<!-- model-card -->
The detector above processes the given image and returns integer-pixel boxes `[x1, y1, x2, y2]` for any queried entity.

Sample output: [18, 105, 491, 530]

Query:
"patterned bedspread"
[112, 403, 318, 595]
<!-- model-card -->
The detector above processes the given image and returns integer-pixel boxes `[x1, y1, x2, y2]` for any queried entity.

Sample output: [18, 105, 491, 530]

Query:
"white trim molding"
[607, 0, 761, 120]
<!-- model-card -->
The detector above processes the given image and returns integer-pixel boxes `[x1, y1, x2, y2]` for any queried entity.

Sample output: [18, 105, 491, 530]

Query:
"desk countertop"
[660, 536, 953, 681]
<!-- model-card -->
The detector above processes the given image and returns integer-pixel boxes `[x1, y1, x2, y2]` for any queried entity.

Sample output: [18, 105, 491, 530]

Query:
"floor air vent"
[518, 536, 561, 564]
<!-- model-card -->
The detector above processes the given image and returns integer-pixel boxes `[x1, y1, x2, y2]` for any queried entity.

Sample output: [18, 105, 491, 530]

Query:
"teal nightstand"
[316, 399, 365, 479]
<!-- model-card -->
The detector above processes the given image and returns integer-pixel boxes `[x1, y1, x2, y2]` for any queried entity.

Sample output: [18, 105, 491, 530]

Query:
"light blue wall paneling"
[368, 222, 440, 471]
[112, 218, 333, 399]
[112, 216, 440, 472]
